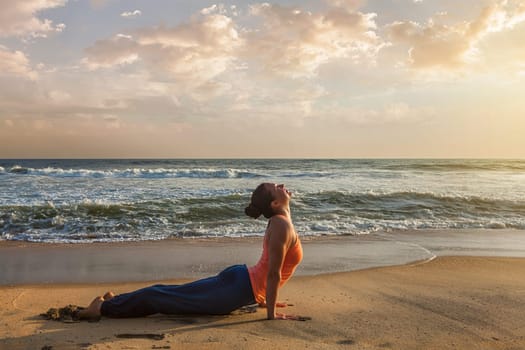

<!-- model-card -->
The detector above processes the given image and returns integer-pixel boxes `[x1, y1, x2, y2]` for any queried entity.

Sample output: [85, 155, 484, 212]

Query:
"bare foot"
[77, 296, 104, 320]
[103, 291, 115, 301]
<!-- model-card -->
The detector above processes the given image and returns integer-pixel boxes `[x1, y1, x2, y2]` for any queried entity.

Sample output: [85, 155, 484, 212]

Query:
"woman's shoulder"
[267, 215, 294, 240]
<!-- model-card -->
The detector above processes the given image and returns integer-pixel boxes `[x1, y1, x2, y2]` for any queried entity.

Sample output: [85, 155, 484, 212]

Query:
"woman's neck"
[272, 206, 291, 219]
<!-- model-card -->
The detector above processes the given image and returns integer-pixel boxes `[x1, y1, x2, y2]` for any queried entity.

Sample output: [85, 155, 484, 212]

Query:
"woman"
[78, 183, 303, 321]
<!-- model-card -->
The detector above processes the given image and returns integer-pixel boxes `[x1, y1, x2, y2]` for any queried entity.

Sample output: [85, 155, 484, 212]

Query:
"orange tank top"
[248, 231, 303, 304]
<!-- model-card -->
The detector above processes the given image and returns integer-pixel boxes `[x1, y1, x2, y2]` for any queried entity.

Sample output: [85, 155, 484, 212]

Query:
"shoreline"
[2, 229, 525, 349]
[2, 255, 525, 349]
[2, 228, 525, 286]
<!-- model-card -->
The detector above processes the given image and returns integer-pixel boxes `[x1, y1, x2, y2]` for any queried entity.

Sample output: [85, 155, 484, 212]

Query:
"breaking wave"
[1, 191, 524, 243]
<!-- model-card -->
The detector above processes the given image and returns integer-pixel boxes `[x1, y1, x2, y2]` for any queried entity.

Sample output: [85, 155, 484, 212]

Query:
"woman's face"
[267, 183, 292, 204]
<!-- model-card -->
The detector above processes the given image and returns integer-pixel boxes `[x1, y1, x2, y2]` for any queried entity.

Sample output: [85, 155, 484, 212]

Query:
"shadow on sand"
[2, 308, 267, 349]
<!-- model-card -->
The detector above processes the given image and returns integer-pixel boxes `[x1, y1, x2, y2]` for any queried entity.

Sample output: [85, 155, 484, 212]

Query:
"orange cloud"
[0, 0, 66, 38]
[245, 2, 385, 78]
[84, 12, 241, 88]
[386, 0, 525, 69]
[0, 46, 38, 79]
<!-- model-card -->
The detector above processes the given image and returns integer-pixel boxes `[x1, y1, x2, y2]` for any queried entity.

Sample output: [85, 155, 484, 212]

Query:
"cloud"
[386, 0, 525, 70]
[85, 2, 386, 84]
[201, 4, 226, 15]
[84, 11, 241, 87]
[245, 2, 385, 78]
[0, 0, 67, 38]
[83, 34, 140, 69]
[324, 0, 364, 11]
[121, 10, 142, 18]
[48, 89, 72, 103]
[0, 46, 38, 80]
[322, 102, 435, 126]
[77, 2, 394, 133]
[55, 23, 66, 32]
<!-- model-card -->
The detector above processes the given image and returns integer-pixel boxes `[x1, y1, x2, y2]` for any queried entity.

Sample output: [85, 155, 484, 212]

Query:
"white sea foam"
[5, 166, 265, 179]
[1, 159, 525, 243]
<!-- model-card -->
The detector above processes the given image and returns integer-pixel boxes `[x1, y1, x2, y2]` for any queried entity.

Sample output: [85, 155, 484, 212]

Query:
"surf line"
[396, 241, 437, 267]
[374, 231, 438, 267]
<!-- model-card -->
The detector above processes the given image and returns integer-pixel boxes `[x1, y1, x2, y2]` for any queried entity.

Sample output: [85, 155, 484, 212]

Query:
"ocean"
[1, 159, 524, 243]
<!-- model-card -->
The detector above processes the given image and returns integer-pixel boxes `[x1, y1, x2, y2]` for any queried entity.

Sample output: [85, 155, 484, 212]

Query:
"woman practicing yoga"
[78, 183, 303, 321]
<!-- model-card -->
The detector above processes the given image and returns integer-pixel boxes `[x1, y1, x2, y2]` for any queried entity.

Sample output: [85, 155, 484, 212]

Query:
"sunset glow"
[1, 0, 524, 158]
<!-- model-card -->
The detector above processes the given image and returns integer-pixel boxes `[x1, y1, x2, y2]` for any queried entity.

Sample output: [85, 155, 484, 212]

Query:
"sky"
[0, 0, 524, 158]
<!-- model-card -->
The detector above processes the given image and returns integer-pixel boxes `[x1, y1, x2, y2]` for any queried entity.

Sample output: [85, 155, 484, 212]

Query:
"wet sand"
[2, 229, 525, 285]
[1, 230, 525, 349]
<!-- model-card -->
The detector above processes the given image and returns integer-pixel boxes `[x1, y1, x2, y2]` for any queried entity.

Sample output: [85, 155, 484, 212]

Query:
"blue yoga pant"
[100, 264, 256, 318]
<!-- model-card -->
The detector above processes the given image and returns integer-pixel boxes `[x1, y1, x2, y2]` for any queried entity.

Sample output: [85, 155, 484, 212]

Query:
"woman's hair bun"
[244, 204, 262, 219]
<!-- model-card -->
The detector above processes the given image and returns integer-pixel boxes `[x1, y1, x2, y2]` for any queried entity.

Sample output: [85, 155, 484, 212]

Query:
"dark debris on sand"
[234, 304, 258, 314]
[40, 304, 91, 322]
[116, 333, 166, 340]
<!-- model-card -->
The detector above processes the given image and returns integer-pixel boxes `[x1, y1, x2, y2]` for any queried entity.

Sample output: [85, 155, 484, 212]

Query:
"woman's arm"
[265, 216, 291, 320]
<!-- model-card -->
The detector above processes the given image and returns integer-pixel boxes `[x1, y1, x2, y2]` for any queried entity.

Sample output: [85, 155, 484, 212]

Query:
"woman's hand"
[272, 313, 311, 321]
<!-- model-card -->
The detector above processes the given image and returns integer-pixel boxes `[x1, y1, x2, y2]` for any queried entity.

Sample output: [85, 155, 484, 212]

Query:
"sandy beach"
[1, 231, 525, 349]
